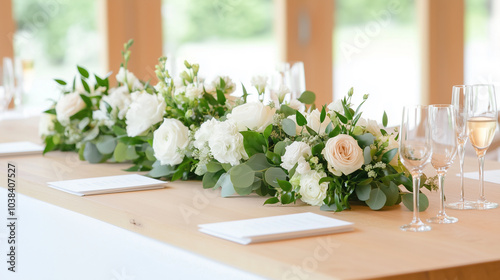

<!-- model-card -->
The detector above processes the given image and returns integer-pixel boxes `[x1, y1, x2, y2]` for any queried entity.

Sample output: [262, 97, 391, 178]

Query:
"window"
[13, 0, 103, 107]
[333, 0, 419, 126]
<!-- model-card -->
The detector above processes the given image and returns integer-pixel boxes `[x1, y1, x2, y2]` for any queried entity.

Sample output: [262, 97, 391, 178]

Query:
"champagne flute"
[447, 85, 475, 209]
[427, 105, 458, 224]
[467, 84, 498, 210]
[400, 105, 432, 232]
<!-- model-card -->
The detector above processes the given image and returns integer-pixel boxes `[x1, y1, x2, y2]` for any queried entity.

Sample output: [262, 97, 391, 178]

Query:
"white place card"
[463, 170, 500, 185]
[47, 174, 167, 196]
[199, 212, 354, 245]
[0, 141, 44, 156]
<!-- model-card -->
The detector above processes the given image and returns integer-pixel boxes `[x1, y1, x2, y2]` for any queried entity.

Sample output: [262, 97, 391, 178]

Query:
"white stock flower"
[358, 118, 382, 137]
[208, 120, 247, 166]
[250, 75, 268, 93]
[55, 92, 87, 124]
[102, 86, 132, 120]
[299, 170, 328, 206]
[126, 91, 166, 137]
[306, 109, 330, 135]
[116, 67, 143, 91]
[153, 118, 190, 166]
[194, 118, 219, 149]
[39, 113, 56, 137]
[281, 142, 312, 174]
[185, 83, 204, 99]
[322, 134, 364, 176]
[227, 102, 276, 132]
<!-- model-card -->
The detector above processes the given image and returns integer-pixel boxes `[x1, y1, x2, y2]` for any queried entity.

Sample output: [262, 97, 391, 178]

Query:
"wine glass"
[447, 85, 475, 210]
[399, 105, 432, 232]
[427, 105, 458, 224]
[0, 57, 15, 113]
[467, 84, 498, 210]
[269, 62, 306, 106]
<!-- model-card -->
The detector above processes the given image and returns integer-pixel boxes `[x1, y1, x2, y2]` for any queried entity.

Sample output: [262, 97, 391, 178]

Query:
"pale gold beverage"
[467, 116, 497, 149]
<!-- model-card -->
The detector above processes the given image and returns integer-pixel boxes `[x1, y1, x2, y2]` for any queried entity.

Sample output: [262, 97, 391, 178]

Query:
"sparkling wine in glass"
[427, 105, 458, 224]
[447, 85, 475, 210]
[400, 105, 432, 232]
[467, 84, 498, 210]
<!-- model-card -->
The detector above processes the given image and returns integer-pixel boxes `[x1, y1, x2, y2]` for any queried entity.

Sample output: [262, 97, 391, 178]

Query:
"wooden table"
[1, 117, 500, 280]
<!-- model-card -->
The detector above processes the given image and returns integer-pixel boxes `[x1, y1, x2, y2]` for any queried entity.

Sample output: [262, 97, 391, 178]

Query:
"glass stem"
[478, 154, 486, 202]
[437, 171, 446, 215]
[458, 142, 466, 202]
[411, 173, 421, 223]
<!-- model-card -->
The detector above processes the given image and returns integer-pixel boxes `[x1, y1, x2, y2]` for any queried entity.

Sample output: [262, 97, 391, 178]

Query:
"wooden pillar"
[276, 0, 334, 107]
[101, 0, 163, 84]
[0, 0, 15, 59]
[419, 0, 464, 105]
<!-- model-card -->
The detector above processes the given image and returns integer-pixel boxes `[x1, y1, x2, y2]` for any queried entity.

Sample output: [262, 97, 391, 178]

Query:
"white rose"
[306, 109, 330, 135]
[102, 86, 132, 120]
[299, 170, 328, 206]
[185, 83, 204, 99]
[358, 118, 382, 137]
[194, 118, 219, 149]
[153, 118, 190, 166]
[116, 67, 143, 91]
[322, 134, 364, 175]
[250, 75, 268, 93]
[126, 91, 166, 137]
[327, 100, 344, 114]
[55, 92, 87, 124]
[208, 121, 247, 165]
[39, 113, 56, 137]
[227, 102, 276, 132]
[281, 142, 312, 172]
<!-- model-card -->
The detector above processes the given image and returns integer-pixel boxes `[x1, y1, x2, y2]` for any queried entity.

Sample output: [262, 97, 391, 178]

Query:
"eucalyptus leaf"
[379, 182, 399, 206]
[149, 162, 176, 178]
[363, 146, 372, 165]
[354, 133, 375, 147]
[282, 118, 297, 137]
[402, 193, 429, 212]
[297, 91, 316, 104]
[320, 204, 339, 211]
[206, 161, 223, 173]
[245, 153, 273, 171]
[365, 188, 387, 210]
[202, 171, 223, 189]
[96, 135, 117, 155]
[220, 175, 237, 197]
[274, 141, 288, 156]
[126, 145, 139, 160]
[83, 142, 103, 164]
[264, 167, 288, 189]
[113, 142, 127, 162]
[280, 104, 297, 116]
[355, 184, 371, 201]
[145, 146, 156, 161]
[230, 164, 255, 189]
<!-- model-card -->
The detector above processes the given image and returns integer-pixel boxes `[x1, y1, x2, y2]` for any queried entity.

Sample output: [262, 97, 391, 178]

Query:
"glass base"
[427, 215, 458, 224]
[400, 221, 432, 232]
[446, 200, 476, 210]
[474, 200, 498, 210]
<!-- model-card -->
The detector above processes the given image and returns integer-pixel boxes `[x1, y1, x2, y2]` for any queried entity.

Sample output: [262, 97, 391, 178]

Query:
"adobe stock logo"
[340, 0, 404, 63]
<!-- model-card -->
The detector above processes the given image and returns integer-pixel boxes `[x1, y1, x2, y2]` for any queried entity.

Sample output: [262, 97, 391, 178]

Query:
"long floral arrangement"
[40, 40, 436, 211]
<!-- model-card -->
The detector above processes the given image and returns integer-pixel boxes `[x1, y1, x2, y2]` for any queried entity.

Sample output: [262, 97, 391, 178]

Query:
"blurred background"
[1, 0, 500, 125]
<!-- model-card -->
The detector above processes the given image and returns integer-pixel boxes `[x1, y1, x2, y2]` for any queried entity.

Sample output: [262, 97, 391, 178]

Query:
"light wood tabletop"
[1, 117, 500, 280]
